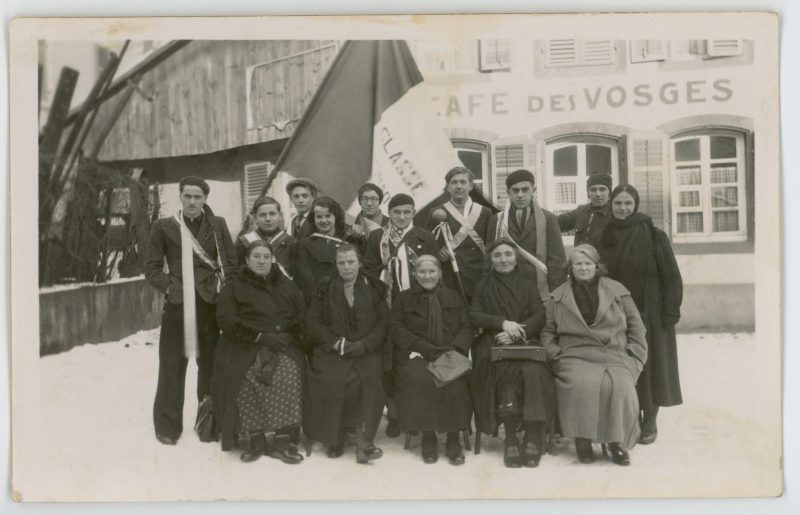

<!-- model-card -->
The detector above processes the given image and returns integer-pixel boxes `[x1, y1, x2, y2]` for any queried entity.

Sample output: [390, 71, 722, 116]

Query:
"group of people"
[144, 164, 683, 469]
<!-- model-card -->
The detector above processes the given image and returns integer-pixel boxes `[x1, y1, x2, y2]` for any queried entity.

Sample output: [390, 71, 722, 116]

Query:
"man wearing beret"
[354, 182, 388, 236]
[557, 173, 613, 248]
[486, 169, 567, 301]
[427, 166, 492, 303]
[144, 176, 237, 445]
[283, 177, 318, 241]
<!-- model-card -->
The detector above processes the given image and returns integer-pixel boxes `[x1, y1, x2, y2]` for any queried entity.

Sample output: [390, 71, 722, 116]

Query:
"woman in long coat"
[469, 238, 556, 468]
[541, 244, 648, 465]
[390, 255, 473, 465]
[211, 240, 307, 464]
[294, 196, 365, 304]
[304, 244, 389, 464]
[600, 184, 683, 445]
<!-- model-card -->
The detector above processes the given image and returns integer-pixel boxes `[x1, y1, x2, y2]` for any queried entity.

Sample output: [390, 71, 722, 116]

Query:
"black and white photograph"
[8, 12, 782, 502]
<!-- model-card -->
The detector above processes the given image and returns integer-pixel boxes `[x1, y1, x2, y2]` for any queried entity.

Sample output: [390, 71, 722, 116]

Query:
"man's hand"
[438, 246, 453, 262]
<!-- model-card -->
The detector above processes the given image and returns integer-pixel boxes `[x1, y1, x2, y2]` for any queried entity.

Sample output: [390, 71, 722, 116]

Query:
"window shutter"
[546, 39, 579, 67]
[479, 39, 511, 71]
[545, 40, 614, 68]
[491, 140, 525, 207]
[243, 161, 274, 213]
[581, 40, 614, 66]
[629, 40, 668, 63]
[631, 136, 666, 231]
[706, 39, 743, 57]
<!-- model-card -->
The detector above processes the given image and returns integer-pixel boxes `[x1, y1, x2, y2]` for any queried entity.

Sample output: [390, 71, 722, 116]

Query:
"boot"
[503, 419, 522, 468]
[608, 442, 631, 466]
[445, 432, 465, 466]
[575, 437, 594, 464]
[421, 431, 438, 464]
[267, 434, 303, 464]
[240, 432, 266, 463]
[639, 407, 659, 445]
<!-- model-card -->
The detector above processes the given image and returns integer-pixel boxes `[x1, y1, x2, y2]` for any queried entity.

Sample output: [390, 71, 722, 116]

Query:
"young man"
[354, 182, 388, 236]
[363, 193, 439, 438]
[428, 166, 492, 303]
[284, 177, 318, 240]
[487, 169, 567, 300]
[236, 195, 295, 274]
[557, 173, 613, 248]
[144, 176, 237, 445]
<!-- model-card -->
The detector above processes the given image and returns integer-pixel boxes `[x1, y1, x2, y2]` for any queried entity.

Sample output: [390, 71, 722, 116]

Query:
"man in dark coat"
[363, 193, 440, 438]
[557, 173, 613, 248]
[144, 176, 237, 445]
[284, 177, 318, 240]
[235, 195, 295, 274]
[428, 166, 492, 303]
[486, 169, 567, 299]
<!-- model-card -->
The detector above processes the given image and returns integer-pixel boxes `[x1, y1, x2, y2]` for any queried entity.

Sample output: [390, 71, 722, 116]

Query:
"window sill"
[672, 240, 754, 255]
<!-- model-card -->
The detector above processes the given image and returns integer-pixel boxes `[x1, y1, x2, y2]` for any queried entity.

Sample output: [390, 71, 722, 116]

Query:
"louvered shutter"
[630, 136, 666, 231]
[491, 140, 526, 207]
[706, 39, 743, 57]
[243, 161, 274, 214]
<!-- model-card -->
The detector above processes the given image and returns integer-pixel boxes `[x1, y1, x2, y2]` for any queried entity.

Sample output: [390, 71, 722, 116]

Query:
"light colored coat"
[541, 276, 647, 449]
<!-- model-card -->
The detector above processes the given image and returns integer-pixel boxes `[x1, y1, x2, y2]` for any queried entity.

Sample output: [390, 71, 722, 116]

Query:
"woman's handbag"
[490, 341, 548, 362]
[194, 395, 219, 443]
[427, 350, 472, 388]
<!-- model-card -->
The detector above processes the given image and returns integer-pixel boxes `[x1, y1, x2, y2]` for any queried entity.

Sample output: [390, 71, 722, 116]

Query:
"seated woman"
[469, 238, 556, 468]
[211, 240, 307, 464]
[294, 196, 364, 304]
[304, 244, 389, 464]
[541, 244, 647, 466]
[389, 255, 473, 465]
[235, 195, 294, 274]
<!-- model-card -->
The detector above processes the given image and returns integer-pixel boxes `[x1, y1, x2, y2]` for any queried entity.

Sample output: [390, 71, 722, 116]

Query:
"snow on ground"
[29, 330, 780, 501]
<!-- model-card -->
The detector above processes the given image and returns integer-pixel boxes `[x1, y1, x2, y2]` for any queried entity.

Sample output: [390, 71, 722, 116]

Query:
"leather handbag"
[427, 350, 472, 388]
[491, 344, 548, 362]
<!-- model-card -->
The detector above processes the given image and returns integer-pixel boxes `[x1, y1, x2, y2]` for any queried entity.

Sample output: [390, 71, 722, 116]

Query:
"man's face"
[254, 203, 282, 234]
[446, 173, 473, 204]
[359, 190, 382, 217]
[389, 204, 415, 230]
[509, 181, 536, 209]
[180, 185, 206, 218]
[290, 186, 314, 215]
[588, 184, 610, 207]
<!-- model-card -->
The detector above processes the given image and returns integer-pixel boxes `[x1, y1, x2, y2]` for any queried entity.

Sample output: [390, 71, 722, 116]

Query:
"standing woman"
[304, 244, 389, 464]
[601, 184, 683, 445]
[389, 255, 473, 465]
[235, 196, 294, 274]
[469, 238, 556, 468]
[294, 196, 364, 303]
[541, 244, 647, 466]
[211, 240, 306, 464]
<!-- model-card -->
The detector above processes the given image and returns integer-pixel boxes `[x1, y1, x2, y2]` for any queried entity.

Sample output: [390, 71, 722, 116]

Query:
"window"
[629, 40, 667, 63]
[670, 131, 747, 242]
[408, 40, 478, 75]
[479, 39, 511, 71]
[545, 40, 615, 68]
[545, 137, 619, 215]
[452, 139, 492, 200]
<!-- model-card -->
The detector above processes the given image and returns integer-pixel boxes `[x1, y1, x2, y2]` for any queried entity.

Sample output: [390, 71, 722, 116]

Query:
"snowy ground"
[22, 330, 781, 501]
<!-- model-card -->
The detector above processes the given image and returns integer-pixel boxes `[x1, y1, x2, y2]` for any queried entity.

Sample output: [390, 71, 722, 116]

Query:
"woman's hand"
[501, 320, 526, 342]
[495, 332, 513, 346]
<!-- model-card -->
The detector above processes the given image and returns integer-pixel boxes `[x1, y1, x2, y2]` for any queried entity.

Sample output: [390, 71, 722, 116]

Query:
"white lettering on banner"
[433, 78, 735, 116]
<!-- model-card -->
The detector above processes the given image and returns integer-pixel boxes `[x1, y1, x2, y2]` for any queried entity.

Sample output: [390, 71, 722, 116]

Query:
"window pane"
[710, 136, 737, 159]
[679, 191, 700, 207]
[677, 212, 704, 233]
[554, 146, 578, 176]
[711, 164, 738, 183]
[555, 182, 576, 204]
[676, 166, 702, 185]
[675, 139, 701, 161]
[711, 186, 738, 208]
[712, 211, 739, 232]
[586, 145, 612, 175]
[457, 149, 483, 179]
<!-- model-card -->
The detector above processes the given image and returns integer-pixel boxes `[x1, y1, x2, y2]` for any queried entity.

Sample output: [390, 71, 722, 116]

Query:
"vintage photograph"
[10, 13, 782, 501]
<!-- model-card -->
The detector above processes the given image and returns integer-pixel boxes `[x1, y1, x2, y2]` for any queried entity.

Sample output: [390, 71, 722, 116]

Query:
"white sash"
[443, 199, 485, 253]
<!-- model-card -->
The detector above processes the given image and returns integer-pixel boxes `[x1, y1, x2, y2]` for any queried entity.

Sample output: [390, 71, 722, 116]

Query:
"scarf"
[571, 277, 600, 326]
[495, 199, 549, 301]
[480, 266, 535, 323]
[355, 212, 385, 235]
[379, 224, 417, 298]
[601, 212, 655, 311]
[423, 286, 445, 348]
[443, 199, 485, 252]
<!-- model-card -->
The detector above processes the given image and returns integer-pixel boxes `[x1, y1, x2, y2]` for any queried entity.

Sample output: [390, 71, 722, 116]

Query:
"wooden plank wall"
[84, 40, 339, 161]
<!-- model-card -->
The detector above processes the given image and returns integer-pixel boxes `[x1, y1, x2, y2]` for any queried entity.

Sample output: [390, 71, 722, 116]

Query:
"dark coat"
[427, 203, 492, 302]
[363, 225, 440, 300]
[144, 210, 237, 304]
[294, 230, 361, 304]
[235, 229, 295, 273]
[290, 212, 315, 240]
[389, 285, 473, 433]
[303, 274, 389, 445]
[557, 202, 612, 248]
[210, 266, 307, 451]
[486, 208, 567, 293]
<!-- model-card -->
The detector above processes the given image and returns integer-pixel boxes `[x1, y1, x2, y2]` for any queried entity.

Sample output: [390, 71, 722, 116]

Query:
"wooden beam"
[39, 66, 78, 179]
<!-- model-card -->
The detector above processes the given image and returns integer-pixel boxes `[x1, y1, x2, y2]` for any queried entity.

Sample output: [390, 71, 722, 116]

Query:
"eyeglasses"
[360, 196, 381, 204]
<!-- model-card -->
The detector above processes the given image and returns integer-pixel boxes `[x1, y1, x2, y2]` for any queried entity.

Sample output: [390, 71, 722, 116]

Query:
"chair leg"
[546, 416, 556, 455]
[462, 429, 472, 451]
[474, 431, 481, 454]
[601, 443, 608, 457]
[305, 437, 312, 457]
[403, 433, 412, 450]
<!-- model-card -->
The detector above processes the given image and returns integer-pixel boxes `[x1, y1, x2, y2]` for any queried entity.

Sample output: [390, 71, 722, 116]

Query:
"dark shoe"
[421, 432, 439, 464]
[326, 443, 344, 458]
[608, 443, 631, 466]
[445, 432, 464, 466]
[267, 435, 303, 464]
[385, 418, 401, 438]
[504, 443, 522, 468]
[575, 437, 594, 464]
[240, 449, 263, 462]
[356, 446, 383, 464]
[422, 449, 439, 464]
[522, 442, 541, 468]
[639, 427, 658, 445]
[156, 434, 177, 446]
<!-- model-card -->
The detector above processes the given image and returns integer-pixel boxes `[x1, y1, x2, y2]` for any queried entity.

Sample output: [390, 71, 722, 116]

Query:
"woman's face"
[246, 246, 273, 277]
[490, 244, 517, 274]
[314, 205, 336, 235]
[254, 203, 282, 234]
[336, 249, 360, 282]
[414, 260, 440, 291]
[612, 191, 636, 220]
[571, 253, 597, 282]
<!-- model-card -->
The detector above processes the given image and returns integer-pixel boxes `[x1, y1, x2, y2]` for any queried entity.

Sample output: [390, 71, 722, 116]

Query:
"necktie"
[516, 208, 526, 231]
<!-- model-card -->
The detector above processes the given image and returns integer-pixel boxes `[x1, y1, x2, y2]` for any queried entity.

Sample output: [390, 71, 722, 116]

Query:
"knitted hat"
[388, 193, 415, 210]
[587, 173, 612, 190]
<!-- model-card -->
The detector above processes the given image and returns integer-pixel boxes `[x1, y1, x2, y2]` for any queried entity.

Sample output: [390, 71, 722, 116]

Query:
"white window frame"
[669, 131, 747, 243]
[629, 40, 668, 63]
[479, 39, 511, 71]
[452, 139, 492, 201]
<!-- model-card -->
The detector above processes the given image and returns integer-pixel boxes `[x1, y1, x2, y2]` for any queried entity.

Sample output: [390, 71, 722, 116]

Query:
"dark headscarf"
[479, 263, 538, 323]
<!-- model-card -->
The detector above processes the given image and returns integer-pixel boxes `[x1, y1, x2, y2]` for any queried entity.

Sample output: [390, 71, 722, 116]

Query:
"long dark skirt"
[493, 361, 556, 423]
[638, 314, 683, 409]
[395, 356, 472, 433]
[237, 354, 302, 434]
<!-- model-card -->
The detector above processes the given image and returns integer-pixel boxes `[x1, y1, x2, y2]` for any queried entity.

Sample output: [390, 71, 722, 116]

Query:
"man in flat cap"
[283, 177, 319, 240]
[144, 175, 237, 445]
[557, 173, 613, 248]
[427, 166, 492, 303]
[487, 169, 566, 301]
[363, 192, 440, 438]
[354, 182, 388, 236]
